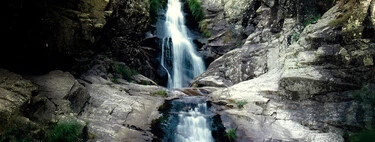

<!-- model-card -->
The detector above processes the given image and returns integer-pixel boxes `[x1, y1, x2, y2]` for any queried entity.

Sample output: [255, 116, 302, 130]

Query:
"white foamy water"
[160, 0, 205, 88]
[174, 102, 214, 142]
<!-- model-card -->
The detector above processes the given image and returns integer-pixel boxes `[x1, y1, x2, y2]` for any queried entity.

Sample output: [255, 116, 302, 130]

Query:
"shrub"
[352, 84, 375, 106]
[236, 100, 248, 109]
[152, 90, 168, 97]
[347, 128, 375, 142]
[225, 128, 237, 141]
[113, 62, 138, 81]
[149, 0, 167, 23]
[46, 121, 82, 142]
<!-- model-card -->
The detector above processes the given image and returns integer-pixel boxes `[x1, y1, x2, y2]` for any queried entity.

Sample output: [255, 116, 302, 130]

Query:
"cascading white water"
[160, 0, 205, 88]
[155, 0, 212, 141]
[174, 102, 214, 142]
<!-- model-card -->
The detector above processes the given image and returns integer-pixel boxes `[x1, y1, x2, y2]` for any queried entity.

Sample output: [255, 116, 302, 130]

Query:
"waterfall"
[154, 0, 213, 141]
[159, 0, 205, 88]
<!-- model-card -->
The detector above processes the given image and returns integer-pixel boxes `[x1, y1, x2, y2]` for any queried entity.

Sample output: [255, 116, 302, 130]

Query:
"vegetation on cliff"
[149, 0, 167, 23]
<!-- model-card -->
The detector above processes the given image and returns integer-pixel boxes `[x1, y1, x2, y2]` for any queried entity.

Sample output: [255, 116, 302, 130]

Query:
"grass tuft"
[187, 0, 204, 22]
[236, 100, 248, 109]
[152, 90, 167, 97]
[46, 121, 82, 142]
[225, 128, 237, 141]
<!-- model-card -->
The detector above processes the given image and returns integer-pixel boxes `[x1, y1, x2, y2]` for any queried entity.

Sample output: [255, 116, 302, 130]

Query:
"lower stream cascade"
[151, 97, 228, 142]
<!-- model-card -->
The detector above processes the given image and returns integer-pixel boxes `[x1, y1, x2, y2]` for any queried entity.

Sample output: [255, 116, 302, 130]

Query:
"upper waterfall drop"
[159, 0, 206, 88]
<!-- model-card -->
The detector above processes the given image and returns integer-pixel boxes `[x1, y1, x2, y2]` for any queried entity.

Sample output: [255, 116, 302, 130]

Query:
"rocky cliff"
[194, 0, 375, 141]
[1, 0, 156, 79]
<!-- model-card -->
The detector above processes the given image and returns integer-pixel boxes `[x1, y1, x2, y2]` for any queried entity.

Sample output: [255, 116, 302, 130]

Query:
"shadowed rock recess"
[1, 0, 375, 141]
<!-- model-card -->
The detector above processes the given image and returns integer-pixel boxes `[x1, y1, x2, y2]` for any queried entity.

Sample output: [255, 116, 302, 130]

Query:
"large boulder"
[27, 70, 90, 123]
[0, 69, 37, 133]
[79, 75, 165, 141]
[192, 43, 268, 87]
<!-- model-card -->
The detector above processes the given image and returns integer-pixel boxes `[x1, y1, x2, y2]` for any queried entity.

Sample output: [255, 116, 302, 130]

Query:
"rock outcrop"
[77, 56, 166, 141]
[2, 0, 114, 73]
[79, 75, 165, 141]
[0, 69, 37, 133]
[1, 0, 155, 80]
[27, 70, 90, 123]
[196, 0, 375, 141]
[0, 63, 166, 141]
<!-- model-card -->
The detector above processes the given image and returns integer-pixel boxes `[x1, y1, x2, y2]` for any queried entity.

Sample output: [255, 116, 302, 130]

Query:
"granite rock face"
[27, 70, 90, 123]
[196, 0, 375, 141]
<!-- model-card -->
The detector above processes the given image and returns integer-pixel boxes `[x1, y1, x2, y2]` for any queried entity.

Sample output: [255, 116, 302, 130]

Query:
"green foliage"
[188, 0, 211, 37]
[187, 0, 204, 22]
[347, 128, 375, 142]
[236, 100, 248, 109]
[111, 78, 120, 84]
[225, 128, 237, 141]
[303, 14, 321, 27]
[152, 90, 167, 97]
[290, 32, 300, 42]
[113, 62, 138, 81]
[149, 0, 167, 23]
[352, 84, 375, 106]
[46, 121, 82, 142]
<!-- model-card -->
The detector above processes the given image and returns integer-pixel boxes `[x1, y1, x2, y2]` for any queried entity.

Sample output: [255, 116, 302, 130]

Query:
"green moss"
[46, 121, 82, 142]
[225, 128, 237, 142]
[152, 90, 167, 97]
